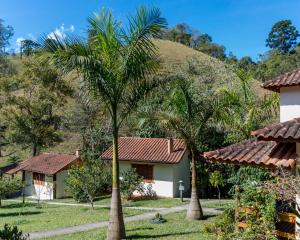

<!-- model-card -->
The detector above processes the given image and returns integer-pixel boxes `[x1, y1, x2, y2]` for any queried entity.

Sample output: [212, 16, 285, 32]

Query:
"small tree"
[120, 169, 144, 200]
[209, 170, 224, 203]
[0, 177, 22, 207]
[66, 159, 111, 209]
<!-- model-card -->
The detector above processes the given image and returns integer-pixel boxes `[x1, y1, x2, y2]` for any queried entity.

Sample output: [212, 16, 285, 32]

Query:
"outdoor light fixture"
[178, 180, 184, 202]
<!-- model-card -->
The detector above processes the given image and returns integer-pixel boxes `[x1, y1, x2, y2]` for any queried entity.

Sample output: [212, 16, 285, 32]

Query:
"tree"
[1, 58, 72, 156]
[157, 79, 224, 220]
[20, 39, 39, 58]
[0, 177, 22, 207]
[209, 170, 224, 202]
[162, 23, 192, 46]
[266, 20, 299, 53]
[66, 155, 111, 209]
[43, 7, 167, 239]
[0, 19, 14, 54]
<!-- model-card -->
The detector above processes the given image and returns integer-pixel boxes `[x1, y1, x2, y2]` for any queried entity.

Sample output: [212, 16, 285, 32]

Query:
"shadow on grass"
[127, 231, 198, 239]
[0, 203, 36, 209]
[0, 211, 41, 217]
[127, 227, 154, 232]
[202, 214, 217, 220]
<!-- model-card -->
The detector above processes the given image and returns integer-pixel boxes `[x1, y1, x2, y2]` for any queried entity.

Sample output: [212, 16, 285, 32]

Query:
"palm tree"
[157, 79, 223, 220]
[43, 7, 167, 239]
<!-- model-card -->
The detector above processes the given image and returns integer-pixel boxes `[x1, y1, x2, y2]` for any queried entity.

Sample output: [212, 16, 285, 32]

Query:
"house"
[101, 137, 190, 198]
[204, 68, 300, 173]
[6, 151, 81, 200]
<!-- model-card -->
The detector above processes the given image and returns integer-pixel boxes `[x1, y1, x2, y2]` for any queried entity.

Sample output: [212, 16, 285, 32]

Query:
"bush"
[204, 207, 235, 240]
[0, 224, 29, 240]
[120, 169, 144, 200]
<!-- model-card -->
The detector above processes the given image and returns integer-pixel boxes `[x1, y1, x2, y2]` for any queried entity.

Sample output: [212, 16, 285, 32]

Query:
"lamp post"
[179, 180, 184, 202]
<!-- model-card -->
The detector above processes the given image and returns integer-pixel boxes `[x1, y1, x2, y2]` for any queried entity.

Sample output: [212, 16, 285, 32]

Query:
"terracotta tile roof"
[203, 139, 296, 168]
[6, 153, 79, 175]
[101, 137, 187, 164]
[263, 68, 300, 92]
[251, 118, 300, 141]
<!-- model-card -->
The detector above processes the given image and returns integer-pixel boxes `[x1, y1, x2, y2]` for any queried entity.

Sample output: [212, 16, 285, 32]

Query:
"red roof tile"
[251, 118, 300, 141]
[203, 139, 296, 168]
[101, 137, 187, 164]
[6, 153, 79, 175]
[263, 68, 300, 92]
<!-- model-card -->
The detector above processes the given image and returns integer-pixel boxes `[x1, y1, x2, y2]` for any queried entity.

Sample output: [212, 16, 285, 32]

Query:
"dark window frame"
[132, 164, 154, 183]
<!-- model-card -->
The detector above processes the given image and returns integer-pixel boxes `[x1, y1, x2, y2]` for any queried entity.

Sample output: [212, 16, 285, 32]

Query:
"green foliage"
[20, 39, 39, 57]
[0, 19, 14, 54]
[204, 207, 235, 239]
[0, 177, 22, 206]
[266, 20, 299, 53]
[162, 23, 226, 60]
[209, 170, 224, 200]
[65, 154, 111, 207]
[237, 183, 277, 240]
[1, 57, 72, 156]
[120, 169, 144, 200]
[228, 166, 272, 191]
[0, 224, 29, 240]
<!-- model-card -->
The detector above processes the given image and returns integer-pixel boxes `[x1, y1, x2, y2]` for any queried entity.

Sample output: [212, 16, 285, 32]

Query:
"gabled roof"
[263, 68, 300, 92]
[203, 139, 296, 169]
[101, 137, 187, 164]
[251, 118, 300, 142]
[6, 153, 80, 175]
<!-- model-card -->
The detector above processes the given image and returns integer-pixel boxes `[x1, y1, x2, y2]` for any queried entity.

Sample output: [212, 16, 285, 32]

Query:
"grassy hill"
[1, 40, 265, 166]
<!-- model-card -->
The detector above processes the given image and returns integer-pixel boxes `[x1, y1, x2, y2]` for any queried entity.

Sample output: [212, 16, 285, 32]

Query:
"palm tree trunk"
[107, 110, 125, 240]
[187, 149, 203, 220]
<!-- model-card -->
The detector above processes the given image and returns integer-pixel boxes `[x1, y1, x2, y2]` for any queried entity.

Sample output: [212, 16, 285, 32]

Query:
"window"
[132, 164, 153, 183]
[33, 172, 45, 185]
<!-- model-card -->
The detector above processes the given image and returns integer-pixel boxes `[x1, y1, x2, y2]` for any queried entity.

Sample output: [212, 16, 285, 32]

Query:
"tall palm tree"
[157, 79, 223, 220]
[43, 7, 167, 239]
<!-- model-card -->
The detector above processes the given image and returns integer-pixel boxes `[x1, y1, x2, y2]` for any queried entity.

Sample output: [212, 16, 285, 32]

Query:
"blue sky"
[1, 0, 300, 60]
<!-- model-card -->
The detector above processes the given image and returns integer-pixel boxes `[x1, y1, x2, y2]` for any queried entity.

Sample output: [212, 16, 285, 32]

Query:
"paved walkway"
[29, 205, 222, 239]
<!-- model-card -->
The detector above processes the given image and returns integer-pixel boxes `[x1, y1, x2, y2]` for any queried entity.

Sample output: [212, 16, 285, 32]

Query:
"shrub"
[120, 169, 144, 200]
[0, 224, 29, 240]
[204, 207, 235, 240]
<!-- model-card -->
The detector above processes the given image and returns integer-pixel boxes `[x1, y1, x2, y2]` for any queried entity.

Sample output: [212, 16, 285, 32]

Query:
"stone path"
[29, 205, 222, 239]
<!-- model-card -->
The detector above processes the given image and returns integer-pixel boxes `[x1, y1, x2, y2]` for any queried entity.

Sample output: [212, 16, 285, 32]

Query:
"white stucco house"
[6, 151, 81, 200]
[102, 137, 191, 198]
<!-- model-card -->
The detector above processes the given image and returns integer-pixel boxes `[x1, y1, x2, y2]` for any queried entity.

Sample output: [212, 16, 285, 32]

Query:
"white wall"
[172, 151, 190, 197]
[119, 159, 190, 198]
[280, 86, 300, 122]
[56, 170, 68, 198]
[24, 171, 53, 200]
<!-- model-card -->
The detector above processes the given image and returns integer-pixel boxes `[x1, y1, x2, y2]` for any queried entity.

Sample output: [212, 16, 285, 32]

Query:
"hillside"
[1, 40, 266, 166]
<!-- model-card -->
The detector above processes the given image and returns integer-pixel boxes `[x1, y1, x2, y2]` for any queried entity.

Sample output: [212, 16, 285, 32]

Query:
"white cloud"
[16, 37, 25, 47]
[47, 24, 75, 40]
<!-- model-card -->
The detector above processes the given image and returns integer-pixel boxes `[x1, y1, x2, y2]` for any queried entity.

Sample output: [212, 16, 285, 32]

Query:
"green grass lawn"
[47, 211, 216, 240]
[0, 202, 146, 233]
[47, 197, 233, 209]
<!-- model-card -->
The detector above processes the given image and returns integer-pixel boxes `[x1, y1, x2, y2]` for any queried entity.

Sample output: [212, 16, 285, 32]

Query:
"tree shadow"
[202, 214, 217, 220]
[0, 211, 41, 217]
[1, 203, 36, 209]
[127, 227, 154, 232]
[127, 231, 198, 239]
